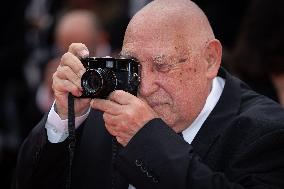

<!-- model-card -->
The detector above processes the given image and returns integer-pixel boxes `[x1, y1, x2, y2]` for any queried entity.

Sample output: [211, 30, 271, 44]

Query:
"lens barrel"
[81, 68, 116, 98]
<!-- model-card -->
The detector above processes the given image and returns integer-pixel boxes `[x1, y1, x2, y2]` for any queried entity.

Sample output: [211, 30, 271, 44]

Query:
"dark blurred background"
[0, 0, 283, 188]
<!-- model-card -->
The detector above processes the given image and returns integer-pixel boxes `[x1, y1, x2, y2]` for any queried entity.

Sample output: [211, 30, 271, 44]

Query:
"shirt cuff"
[45, 102, 90, 143]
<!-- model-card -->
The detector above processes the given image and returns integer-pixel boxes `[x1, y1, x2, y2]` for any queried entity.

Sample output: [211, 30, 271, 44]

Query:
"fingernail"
[79, 49, 89, 58]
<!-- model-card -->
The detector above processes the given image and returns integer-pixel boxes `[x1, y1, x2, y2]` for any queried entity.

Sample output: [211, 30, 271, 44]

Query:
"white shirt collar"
[182, 76, 225, 144]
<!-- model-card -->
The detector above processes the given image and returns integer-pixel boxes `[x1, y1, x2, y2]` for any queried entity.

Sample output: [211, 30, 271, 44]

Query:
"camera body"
[80, 56, 140, 99]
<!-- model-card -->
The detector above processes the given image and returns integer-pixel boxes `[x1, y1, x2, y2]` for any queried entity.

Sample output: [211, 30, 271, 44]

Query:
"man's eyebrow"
[178, 57, 188, 63]
[153, 55, 188, 64]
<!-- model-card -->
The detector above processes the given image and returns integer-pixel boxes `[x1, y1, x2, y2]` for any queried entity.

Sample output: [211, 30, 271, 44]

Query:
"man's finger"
[53, 77, 82, 97]
[68, 43, 89, 58]
[56, 65, 82, 90]
[60, 52, 86, 78]
[91, 98, 122, 115]
[108, 90, 136, 105]
[103, 113, 119, 128]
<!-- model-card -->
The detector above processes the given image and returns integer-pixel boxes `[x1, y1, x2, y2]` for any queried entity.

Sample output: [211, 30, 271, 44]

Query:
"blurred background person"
[64, 0, 129, 55]
[226, 0, 284, 106]
[34, 9, 110, 115]
[53, 10, 99, 54]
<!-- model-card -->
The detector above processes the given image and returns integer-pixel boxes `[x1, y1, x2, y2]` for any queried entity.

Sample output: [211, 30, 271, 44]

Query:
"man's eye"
[155, 63, 174, 72]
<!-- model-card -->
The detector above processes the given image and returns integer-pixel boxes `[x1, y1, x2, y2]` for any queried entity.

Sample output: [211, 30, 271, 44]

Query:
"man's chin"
[158, 116, 186, 133]
[157, 114, 176, 128]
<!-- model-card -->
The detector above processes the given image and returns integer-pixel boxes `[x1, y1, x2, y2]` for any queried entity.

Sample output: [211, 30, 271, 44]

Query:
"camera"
[79, 56, 140, 98]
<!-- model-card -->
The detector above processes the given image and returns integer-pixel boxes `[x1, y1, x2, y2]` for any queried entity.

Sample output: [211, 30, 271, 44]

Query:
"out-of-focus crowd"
[0, 0, 283, 188]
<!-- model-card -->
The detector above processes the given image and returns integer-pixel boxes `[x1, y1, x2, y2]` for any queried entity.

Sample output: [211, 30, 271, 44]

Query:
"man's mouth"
[148, 102, 169, 108]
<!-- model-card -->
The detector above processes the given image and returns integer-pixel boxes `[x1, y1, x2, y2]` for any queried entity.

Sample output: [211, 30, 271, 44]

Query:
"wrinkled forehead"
[122, 22, 189, 60]
[124, 10, 190, 44]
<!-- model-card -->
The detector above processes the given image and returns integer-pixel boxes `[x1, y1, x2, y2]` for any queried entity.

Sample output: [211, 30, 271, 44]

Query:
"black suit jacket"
[14, 68, 284, 189]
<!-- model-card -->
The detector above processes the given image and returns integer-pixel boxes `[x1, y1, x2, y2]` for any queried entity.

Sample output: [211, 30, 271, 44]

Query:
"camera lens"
[82, 70, 103, 95]
[81, 68, 117, 98]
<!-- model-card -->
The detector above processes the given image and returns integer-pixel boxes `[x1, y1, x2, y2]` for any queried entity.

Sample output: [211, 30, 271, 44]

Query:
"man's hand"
[52, 43, 91, 119]
[91, 90, 158, 146]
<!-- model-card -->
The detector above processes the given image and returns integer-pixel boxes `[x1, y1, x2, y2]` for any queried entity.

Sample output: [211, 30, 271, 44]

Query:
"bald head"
[55, 10, 99, 53]
[124, 0, 215, 51]
[121, 0, 222, 131]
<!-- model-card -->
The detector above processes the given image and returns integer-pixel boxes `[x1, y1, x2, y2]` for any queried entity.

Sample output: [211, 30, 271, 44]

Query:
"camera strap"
[66, 93, 120, 189]
[66, 93, 76, 189]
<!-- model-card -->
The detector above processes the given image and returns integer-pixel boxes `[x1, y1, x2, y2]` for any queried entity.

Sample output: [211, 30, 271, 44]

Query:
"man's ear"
[204, 39, 222, 79]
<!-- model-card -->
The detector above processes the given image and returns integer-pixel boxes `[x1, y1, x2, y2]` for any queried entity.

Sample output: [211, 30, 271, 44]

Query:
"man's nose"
[138, 69, 159, 97]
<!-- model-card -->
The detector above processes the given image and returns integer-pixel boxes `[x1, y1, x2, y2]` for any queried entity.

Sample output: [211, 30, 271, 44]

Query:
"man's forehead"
[122, 16, 192, 56]
[123, 6, 191, 46]
[121, 40, 190, 57]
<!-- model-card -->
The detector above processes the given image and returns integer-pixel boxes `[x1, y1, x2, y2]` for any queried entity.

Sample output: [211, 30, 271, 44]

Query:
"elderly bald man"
[14, 0, 284, 189]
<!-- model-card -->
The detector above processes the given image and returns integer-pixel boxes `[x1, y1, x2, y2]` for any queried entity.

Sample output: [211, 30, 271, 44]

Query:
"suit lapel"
[192, 68, 242, 159]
